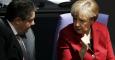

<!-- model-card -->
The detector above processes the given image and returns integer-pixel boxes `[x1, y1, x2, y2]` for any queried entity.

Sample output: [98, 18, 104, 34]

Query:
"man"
[0, 0, 36, 60]
[57, 0, 115, 60]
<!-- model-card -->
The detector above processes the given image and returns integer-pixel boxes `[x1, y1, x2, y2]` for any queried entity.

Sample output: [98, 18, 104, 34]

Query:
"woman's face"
[73, 17, 94, 35]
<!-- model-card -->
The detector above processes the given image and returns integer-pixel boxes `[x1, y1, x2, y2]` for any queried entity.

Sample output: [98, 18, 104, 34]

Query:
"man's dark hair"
[5, 0, 36, 21]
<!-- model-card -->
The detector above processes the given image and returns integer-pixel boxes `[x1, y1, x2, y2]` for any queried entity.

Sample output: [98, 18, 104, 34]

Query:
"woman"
[57, 0, 115, 60]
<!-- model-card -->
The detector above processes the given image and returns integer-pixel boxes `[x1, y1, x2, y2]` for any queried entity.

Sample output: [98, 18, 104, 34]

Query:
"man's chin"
[24, 28, 30, 32]
[24, 30, 29, 33]
[20, 30, 28, 34]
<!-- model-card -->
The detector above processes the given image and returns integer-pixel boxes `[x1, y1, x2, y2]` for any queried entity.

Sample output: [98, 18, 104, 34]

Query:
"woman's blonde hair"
[71, 0, 99, 21]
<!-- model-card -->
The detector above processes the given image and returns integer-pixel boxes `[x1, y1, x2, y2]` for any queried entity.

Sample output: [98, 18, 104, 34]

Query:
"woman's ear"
[90, 19, 95, 24]
[91, 16, 98, 24]
[94, 16, 98, 21]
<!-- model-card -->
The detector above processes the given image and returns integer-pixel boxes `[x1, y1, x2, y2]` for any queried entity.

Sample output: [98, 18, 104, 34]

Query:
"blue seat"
[96, 13, 109, 26]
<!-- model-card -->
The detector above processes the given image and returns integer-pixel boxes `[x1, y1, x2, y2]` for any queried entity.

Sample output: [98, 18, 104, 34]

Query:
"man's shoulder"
[0, 18, 13, 36]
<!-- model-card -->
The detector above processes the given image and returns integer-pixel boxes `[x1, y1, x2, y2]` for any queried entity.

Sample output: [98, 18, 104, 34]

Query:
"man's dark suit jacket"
[0, 18, 23, 60]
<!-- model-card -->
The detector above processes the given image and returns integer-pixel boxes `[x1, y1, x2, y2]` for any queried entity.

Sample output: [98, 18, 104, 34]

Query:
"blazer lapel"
[91, 22, 102, 59]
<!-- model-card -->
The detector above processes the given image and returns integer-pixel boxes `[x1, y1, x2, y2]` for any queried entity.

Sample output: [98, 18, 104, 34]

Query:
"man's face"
[73, 17, 94, 35]
[17, 11, 35, 33]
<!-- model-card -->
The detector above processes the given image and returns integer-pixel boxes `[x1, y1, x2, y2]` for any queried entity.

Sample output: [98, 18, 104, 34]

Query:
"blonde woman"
[57, 0, 115, 60]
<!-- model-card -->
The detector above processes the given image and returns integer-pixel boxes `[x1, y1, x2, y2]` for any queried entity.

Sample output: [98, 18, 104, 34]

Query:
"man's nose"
[31, 20, 35, 25]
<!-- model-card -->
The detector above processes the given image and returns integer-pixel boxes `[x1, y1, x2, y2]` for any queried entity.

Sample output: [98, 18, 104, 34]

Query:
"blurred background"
[0, 0, 115, 60]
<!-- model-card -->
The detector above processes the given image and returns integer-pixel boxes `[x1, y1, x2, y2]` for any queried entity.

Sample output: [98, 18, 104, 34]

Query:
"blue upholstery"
[97, 13, 109, 26]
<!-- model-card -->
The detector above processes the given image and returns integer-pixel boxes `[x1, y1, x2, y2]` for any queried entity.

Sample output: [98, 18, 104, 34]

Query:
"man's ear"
[14, 17, 22, 24]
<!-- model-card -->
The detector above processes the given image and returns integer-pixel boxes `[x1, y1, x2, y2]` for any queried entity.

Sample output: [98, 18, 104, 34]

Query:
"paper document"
[48, 0, 70, 4]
